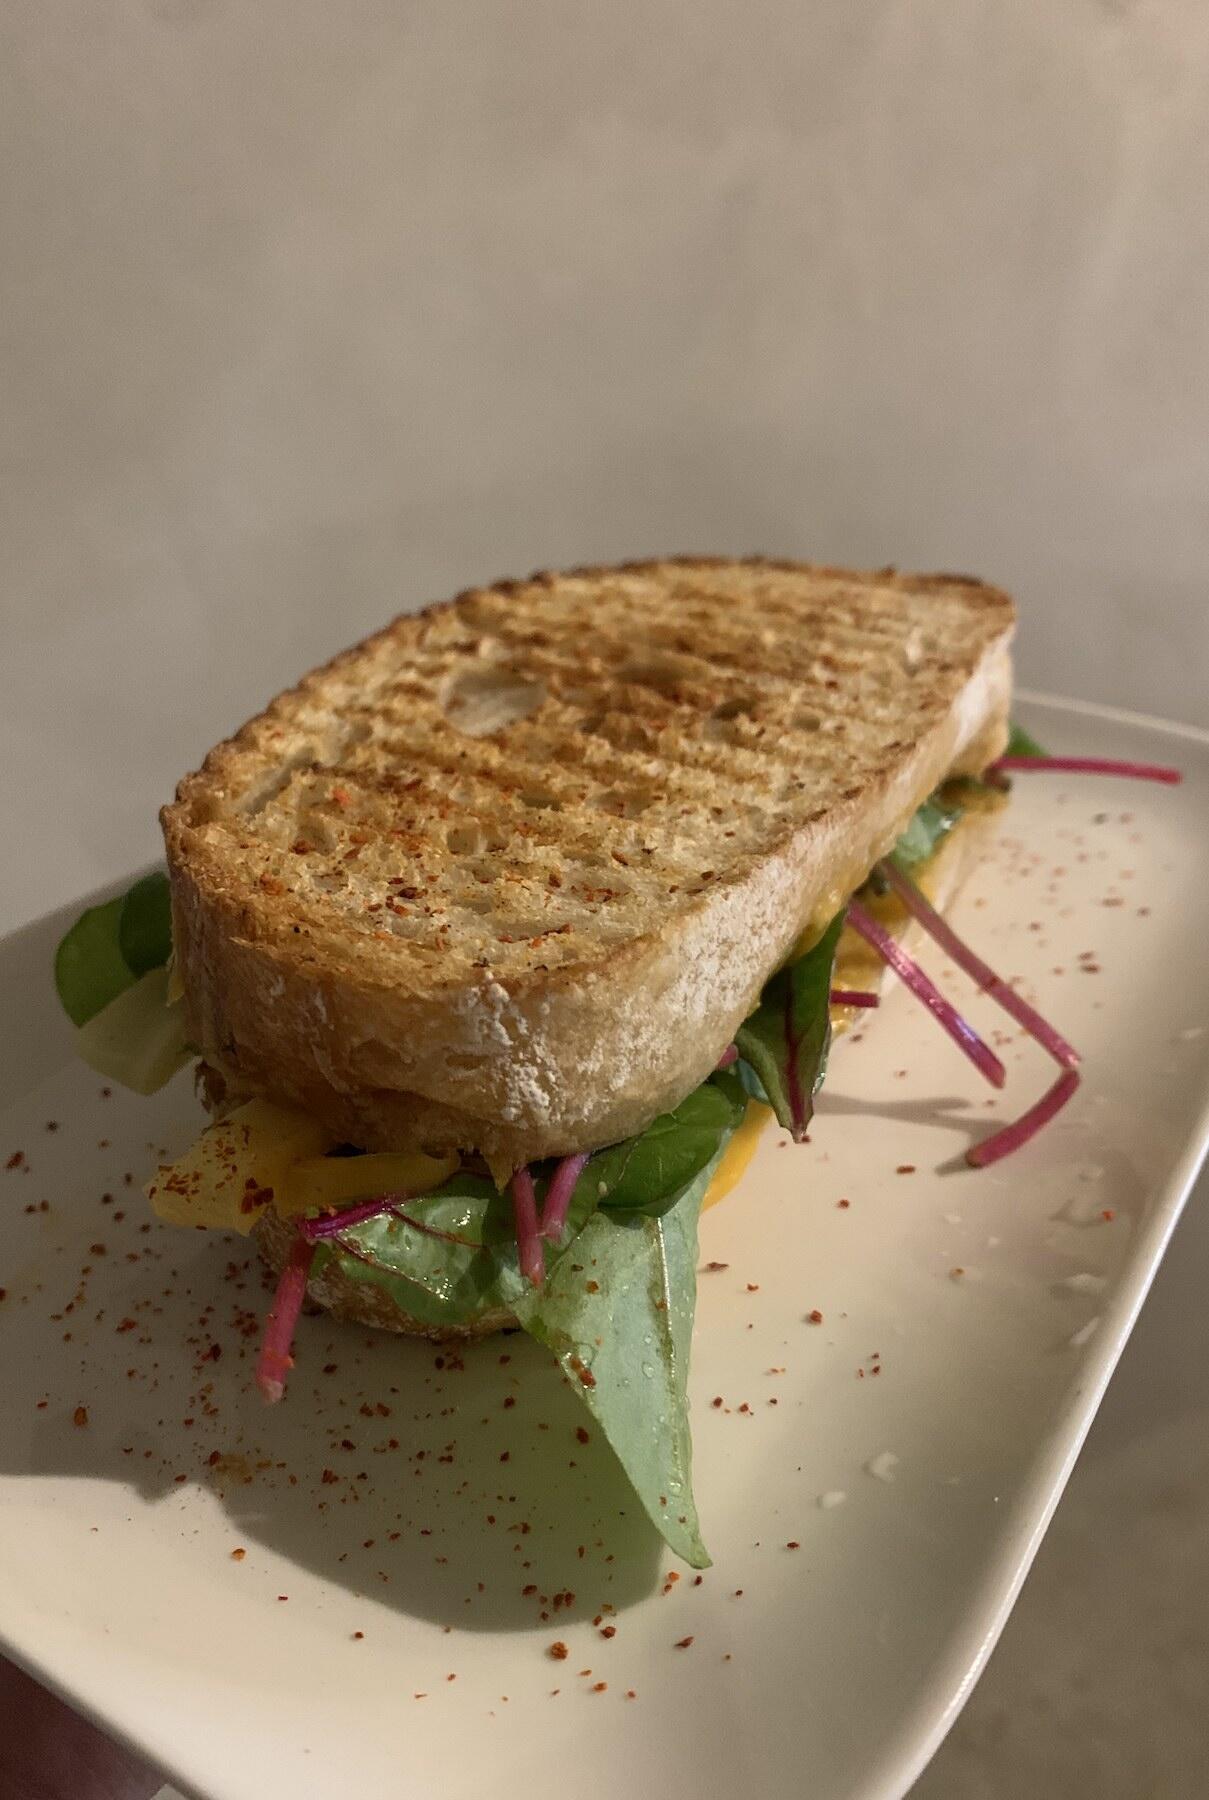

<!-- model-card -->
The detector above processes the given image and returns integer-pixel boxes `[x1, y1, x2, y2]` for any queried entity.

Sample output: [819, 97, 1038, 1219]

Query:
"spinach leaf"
[118, 872, 174, 976]
[1005, 721, 1047, 759]
[54, 896, 137, 1027]
[591, 1072, 746, 1218]
[513, 1151, 720, 1567]
[734, 912, 843, 1140]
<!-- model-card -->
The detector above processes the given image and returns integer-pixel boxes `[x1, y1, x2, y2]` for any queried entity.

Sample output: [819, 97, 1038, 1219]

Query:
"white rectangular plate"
[2, 695, 1208, 1800]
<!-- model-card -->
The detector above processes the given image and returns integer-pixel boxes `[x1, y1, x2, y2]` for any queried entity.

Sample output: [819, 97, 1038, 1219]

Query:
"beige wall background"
[2, 0, 1207, 923]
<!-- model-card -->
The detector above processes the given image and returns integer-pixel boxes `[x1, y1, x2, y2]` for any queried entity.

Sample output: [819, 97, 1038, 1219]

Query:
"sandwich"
[57, 555, 1140, 1566]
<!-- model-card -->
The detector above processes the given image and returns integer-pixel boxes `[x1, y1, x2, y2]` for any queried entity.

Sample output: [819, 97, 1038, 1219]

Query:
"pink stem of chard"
[255, 1231, 315, 1404]
[873, 861, 1084, 1166]
[967, 1067, 1081, 1167]
[299, 1193, 410, 1241]
[877, 860, 1079, 1070]
[540, 1152, 590, 1243]
[830, 988, 880, 1009]
[845, 901, 1006, 1090]
[715, 1043, 739, 1069]
[990, 756, 1181, 784]
[510, 1167, 545, 1286]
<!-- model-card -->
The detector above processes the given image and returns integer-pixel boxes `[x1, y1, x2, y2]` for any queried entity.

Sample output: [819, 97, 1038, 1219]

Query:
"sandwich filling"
[54, 765, 1046, 1567]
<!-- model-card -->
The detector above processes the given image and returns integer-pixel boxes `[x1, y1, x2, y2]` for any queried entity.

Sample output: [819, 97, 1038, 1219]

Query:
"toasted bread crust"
[164, 557, 1013, 1166]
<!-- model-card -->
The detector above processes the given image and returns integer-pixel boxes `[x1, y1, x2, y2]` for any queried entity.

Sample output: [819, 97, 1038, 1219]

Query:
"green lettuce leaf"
[734, 911, 843, 1139]
[74, 965, 192, 1094]
[513, 1151, 720, 1567]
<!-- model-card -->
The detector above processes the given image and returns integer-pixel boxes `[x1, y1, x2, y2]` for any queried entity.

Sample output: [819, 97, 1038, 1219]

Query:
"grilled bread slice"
[163, 557, 1014, 1169]
[252, 791, 1005, 1341]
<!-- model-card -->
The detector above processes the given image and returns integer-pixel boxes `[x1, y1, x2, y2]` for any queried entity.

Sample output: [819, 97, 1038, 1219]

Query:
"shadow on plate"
[0, 1096, 660, 1634]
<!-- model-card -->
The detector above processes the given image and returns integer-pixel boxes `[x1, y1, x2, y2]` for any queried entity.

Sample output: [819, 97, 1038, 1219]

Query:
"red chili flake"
[703, 1261, 729, 1272]
[230, 1548, 246, 1562]
[352, 1631, 364, 1640]
[575, 1426, 590, 1444]
[675, 1636, 695, 1649]
[625, 1688, 637, 1699]
[786, 1541, 800, 1550]
[711, 1396, 723, 1408]
[896, 1164, 916, 1175]
[446, 1673, 457, 1682]
[584, 1279, 600, 1294]
[499, 1451, 510, 1463]
[745, 1282, 759, 1292]
[950, 1267, 965, 1280]
[837, 1197, 850, 1208]
[72, 1406, 88, 1427]
[522, 1584, 537, 1596]
[666, 1571, 680, 1584]
[568, 1356, 596, 1389]
[548, 1641, 569, 1660]
[737, 1403, 751, 1415]
[1102, 1209, 1116, 1222]
[6, 1151, 24, 1171]
[693, 1574, 704, 1586]
[600, 1625, 617, 1639]
[278, 1595, 289, 1602]
[89, 1243, 107, 1257]
[0, 1289, 7, 1302]
[807, 1308, 824, 1324]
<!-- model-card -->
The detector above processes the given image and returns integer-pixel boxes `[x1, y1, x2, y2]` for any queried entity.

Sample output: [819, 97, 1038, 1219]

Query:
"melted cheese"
[702, 1098, 771, 1211]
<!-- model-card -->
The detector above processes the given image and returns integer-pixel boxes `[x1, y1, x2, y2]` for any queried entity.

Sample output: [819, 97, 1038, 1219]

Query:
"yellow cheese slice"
[146, 1099, 329, 1234]
[284, 1149, 459, 1217]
